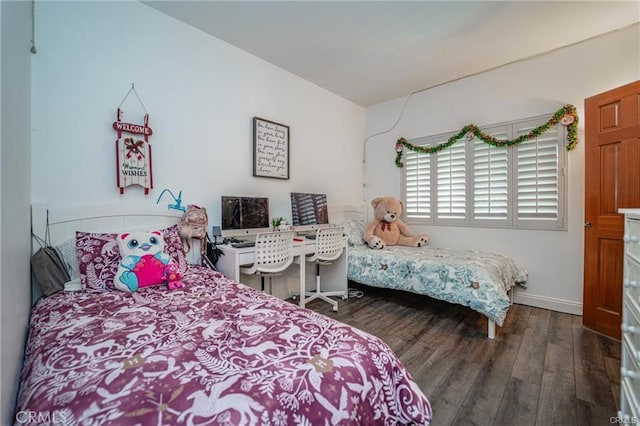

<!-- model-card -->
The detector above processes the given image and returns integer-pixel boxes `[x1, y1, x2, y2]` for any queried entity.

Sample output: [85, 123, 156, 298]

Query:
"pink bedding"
[16, 266, 431, 425]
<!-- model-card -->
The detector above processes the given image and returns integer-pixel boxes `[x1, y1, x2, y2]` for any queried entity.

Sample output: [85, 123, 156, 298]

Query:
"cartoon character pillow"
[114, 230, 184, 292]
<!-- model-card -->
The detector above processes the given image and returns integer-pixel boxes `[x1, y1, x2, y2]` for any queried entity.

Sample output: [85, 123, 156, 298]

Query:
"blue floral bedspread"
[347, 244, 527, 326]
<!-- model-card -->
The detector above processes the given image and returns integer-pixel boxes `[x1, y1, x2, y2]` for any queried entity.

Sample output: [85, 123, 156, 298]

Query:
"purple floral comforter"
[16, 266, 431, 425]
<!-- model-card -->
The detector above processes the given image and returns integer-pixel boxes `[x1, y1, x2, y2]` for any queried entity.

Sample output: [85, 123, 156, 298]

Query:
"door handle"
[584, 221, 592, 228]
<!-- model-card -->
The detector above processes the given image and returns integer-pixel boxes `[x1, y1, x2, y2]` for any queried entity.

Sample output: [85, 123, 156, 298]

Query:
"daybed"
[15, 205, 431, 425]
[340, 220, 528, 338]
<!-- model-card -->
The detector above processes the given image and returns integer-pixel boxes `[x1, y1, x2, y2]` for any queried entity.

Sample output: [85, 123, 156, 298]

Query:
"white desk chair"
[240, 231, 295, 294]
[304, 226, 345, 312]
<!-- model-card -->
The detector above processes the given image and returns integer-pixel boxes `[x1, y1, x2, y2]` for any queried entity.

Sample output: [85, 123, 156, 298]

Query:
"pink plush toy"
[164, 262, 184, 290]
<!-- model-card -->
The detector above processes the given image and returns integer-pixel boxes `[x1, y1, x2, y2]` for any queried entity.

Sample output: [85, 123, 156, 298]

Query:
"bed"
[340, 219, 528, 339]
[16, 204, 432, 425]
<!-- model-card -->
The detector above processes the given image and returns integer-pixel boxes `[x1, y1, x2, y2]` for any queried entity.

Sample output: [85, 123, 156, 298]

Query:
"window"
[436, 136, 466, 220]
[402, 113, 567, 230]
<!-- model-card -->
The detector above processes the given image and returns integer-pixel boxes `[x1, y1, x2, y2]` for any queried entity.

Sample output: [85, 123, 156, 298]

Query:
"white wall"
[364, 25, 640, 314]
[32, 1, 364, 298]
[1, 1, 32, 423]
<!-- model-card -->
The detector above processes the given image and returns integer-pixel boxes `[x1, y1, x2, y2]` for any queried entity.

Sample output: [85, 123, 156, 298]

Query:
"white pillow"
[55, 237, 80, 281]
[334, 220, 366, 246]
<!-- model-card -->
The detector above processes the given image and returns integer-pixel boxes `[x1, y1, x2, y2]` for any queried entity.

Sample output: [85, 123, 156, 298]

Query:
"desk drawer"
[621, 376, 640, 421]
[237, 252, 256, 266]
[623, 296, 640, 349]
[625, 256, 640, 304]
[625, 217, 640, 261]
[621, 335, 640, 419]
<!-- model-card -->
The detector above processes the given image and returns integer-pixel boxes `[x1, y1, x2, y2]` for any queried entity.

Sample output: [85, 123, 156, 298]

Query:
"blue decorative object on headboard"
[156, 188, 186, 212]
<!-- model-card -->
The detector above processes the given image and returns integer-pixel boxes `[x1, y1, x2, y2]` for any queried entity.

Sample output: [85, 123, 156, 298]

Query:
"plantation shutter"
[401, 112, 567, 230]
[472, 128, 509, 222]
[404, 147, 431, 219]
[436, 137, 466, 220]
[516, 122, 560, 221]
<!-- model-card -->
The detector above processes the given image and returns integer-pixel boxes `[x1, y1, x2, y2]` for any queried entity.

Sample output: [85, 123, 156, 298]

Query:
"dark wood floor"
[303, 283, 621, 426]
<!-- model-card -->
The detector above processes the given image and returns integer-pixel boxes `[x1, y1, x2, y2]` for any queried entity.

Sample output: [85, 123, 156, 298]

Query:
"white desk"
[216, 237, 348, 308]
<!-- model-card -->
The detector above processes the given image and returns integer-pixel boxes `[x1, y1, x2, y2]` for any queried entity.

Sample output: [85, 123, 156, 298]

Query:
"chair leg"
[303, 263, 338, 312]
[319, 294, 338, 312]
[260, 276, 274, 295]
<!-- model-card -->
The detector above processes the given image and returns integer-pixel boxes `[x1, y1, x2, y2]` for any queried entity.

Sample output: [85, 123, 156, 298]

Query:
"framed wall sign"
[253, 117, 289, 180]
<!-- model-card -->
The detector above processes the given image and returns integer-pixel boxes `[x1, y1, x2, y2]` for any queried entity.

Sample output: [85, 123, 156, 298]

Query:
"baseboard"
[513, 291, 583, 316]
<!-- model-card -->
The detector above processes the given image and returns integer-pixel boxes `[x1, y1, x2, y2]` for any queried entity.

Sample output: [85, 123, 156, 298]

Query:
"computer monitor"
[221, 196, 270, 237]
[290, 192, 329, 231]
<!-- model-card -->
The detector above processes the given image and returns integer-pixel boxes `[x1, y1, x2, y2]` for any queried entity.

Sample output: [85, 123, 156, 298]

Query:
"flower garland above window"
[394, 104, 578, 168]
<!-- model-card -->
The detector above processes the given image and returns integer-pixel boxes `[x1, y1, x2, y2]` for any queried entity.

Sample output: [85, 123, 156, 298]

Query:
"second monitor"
[290, 192, 329, 231]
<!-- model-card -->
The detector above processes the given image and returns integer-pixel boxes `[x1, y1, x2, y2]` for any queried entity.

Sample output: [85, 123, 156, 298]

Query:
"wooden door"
[584, 81, 640, 339]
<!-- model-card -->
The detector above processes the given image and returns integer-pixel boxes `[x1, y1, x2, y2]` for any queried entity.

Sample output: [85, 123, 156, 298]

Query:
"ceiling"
[144, 1, 640, 107]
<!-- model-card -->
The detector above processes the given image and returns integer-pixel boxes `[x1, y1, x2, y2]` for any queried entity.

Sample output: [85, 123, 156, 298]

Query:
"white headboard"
[31, 203, 185, 246]
[30, 202, 201, 303]
[329, 204, 365, 223]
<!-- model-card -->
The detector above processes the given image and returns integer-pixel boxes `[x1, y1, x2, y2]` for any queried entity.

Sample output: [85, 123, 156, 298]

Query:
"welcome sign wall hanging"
[114, 84, 153, 194]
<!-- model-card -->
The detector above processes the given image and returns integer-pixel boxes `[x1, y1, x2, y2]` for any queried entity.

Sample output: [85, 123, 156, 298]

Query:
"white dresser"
[620, 209, 640, 422]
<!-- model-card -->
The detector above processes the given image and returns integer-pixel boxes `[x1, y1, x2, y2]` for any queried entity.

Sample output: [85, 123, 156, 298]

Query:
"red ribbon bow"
[381, 221, 391, 232]
[124, 138, 145, 160]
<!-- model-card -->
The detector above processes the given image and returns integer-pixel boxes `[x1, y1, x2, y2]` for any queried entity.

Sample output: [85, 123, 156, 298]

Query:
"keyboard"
[296, 232, 317, 239]
[231, 241, 255, 248]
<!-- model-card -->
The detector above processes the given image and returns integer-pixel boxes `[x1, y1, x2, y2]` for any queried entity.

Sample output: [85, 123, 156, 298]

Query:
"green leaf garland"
[395, 104, 578, 168]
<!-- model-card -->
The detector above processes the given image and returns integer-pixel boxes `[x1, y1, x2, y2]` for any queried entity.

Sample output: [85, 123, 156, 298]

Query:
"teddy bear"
[114, 230, 184, 292]
[364, 196, 429, 249]
[163, 262, 184, 290]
